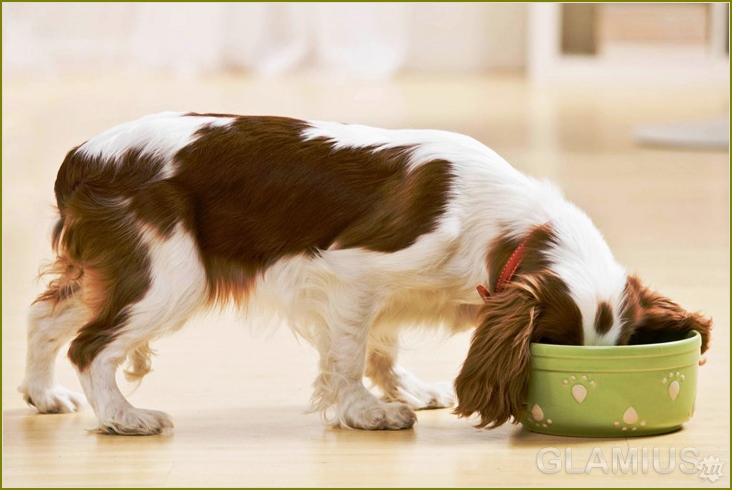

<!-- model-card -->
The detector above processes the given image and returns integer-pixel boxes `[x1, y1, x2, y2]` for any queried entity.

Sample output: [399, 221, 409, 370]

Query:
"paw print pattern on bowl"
[562, 375, 596, 404]
[662, 371, 685, 401]
[527, 404, 553, 429]
[614, 406, 647, 432]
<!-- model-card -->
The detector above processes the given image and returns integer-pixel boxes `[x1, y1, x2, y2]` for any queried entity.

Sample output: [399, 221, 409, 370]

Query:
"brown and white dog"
[20, 112, 711, 435]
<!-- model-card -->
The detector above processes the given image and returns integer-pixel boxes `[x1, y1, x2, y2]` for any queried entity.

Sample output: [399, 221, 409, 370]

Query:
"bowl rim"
[529, 330, 701, 359]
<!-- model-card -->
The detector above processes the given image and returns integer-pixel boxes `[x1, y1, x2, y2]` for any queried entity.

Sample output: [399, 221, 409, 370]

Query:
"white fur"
[19, 297, 89, 413]
[76, 222, 207, 434]
[546, 208, 627, 345]
[77, 112, 235, 179]
[302, 120, 628, 346]
[303, 120, 515, 175]
[244, 240, 474, 428]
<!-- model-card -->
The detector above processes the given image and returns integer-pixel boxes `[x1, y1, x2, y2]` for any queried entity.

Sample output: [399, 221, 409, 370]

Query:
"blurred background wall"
[3, 2, 728, 152]
[2, 3, 527, 78]
[4, 2, 728, 87]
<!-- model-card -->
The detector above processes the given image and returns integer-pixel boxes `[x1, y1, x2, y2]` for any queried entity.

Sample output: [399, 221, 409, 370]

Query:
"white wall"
[405, 3, 526, 71]
[2, 3, 527, 78]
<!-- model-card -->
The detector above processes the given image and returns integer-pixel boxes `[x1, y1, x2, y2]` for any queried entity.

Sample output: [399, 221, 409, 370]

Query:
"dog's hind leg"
[69, 224, 207, 435]
[366, 330, 455, 410]
[19, 267, 90, 413]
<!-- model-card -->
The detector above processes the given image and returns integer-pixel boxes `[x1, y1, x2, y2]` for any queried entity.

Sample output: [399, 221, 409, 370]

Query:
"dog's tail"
[35, 148, 91, 308]
[38, 144, 130, 319]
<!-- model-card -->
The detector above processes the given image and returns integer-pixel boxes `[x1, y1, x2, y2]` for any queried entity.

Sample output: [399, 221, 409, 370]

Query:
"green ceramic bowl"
[522, 331, 701, 437]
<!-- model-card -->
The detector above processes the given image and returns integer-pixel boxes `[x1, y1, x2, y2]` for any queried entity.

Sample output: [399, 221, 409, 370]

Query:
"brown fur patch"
[453, 281, 539, 429]
[486, 223, 558, 294]
[173, 116, 453, 305]
[34, 256, 83, 308]
[619, 275, 712, 353]
[594, 301, 614, 335]
[526, 273, 584, 346]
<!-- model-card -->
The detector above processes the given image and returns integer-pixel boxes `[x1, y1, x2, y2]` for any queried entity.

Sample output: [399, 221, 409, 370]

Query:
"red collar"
[476, 238, 530, 301]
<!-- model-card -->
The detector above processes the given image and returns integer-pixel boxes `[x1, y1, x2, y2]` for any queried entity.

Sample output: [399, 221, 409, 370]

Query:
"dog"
[19, 112, 712, 435]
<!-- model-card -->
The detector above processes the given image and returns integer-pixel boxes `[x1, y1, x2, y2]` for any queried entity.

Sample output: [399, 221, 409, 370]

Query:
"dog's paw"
[19, 384, 85, 414]
[341, 401, 416, 430]
[97, 408, 174, 436]
[397, 378, 456, 410]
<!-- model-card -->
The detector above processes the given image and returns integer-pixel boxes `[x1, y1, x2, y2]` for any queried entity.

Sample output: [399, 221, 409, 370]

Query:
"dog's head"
[454, 229, 711, 429]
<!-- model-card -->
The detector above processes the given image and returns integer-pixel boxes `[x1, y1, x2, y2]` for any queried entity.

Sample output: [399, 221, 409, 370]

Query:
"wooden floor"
[2, 73, 729, 487]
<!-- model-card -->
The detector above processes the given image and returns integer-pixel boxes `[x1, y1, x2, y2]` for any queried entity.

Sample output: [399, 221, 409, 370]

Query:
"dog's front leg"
[333, 337, 417, 430]
[311, 293, 416, 430]
[366, 331, 455, 410]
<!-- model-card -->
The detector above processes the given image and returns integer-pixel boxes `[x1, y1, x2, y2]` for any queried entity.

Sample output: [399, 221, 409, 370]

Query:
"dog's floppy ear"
[623, 275, 712, 354]
[454, 281, 539, 428]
